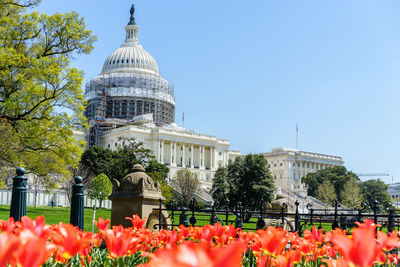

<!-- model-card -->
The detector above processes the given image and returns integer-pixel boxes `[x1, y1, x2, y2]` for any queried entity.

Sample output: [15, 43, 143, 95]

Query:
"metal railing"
[153, 198, 400, 235]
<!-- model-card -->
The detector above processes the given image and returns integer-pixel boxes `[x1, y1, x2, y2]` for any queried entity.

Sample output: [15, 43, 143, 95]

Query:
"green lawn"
[0, 205, 111, 232]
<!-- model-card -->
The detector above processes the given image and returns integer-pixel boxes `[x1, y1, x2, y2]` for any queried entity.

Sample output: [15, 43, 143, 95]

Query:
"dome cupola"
[101, 4, 160, 76]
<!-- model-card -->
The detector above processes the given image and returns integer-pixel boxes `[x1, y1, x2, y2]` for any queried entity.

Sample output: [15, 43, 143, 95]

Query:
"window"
[280, 163, 283, 166]
[115, 143, 117, 147]
[107, 144, 110, 149]
[117, 60, 119, 63]
[121, 59, 124, 63]
[218, 151, 222, 156]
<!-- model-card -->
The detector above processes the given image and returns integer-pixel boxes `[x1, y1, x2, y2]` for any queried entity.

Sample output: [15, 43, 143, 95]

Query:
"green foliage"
[340, 178, 363, 209]
[80, 137, 155, 182]
[172, 168, 200, 207]
[0, 0, 96, 181]
[219, 154, 274, 210]
[146, 160, 169, 182]
[210, 167, 229, 207]
[360, 179, 391, 212]
[145, 160, 172, 203]
[301, 166, 359, 203]
[87, 173, 112, 208]
[316, 180, 337, 205]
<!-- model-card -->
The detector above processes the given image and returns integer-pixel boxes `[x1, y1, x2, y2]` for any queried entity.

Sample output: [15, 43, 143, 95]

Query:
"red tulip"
[0, 231, 20, 266]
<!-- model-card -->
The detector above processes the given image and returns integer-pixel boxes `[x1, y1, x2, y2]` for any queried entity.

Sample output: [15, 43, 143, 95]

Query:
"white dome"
[101, 25, 160, 76]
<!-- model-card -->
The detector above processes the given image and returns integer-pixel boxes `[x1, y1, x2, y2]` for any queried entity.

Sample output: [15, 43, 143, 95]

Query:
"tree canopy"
[80, 137, 155, 182]
[212, 154, 275, 212]
[172, 168, 200, 207]
[301, 166, 359, 203]
[359, 179, 391, 212]
[87, 173, 112, 208]
[316, 180, 337, 206]
[0, 0, 96, 181]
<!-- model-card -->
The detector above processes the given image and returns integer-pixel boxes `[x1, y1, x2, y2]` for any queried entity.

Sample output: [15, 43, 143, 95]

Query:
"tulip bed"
[0, 215, 399, 267]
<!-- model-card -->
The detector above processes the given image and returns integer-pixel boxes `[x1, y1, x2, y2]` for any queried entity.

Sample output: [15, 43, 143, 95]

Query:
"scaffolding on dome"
[85, 73, 175, 147]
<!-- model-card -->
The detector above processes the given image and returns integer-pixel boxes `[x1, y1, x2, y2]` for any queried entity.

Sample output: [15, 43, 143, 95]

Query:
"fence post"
[210, 201, 218, 225]
[386, 203, 395, 233]
[295, 200, 299, 232]
[281, 203, 288, 226]
[332, 199, 340, 230]
[70, 176, 84, 230]
[307, 203, 314, 226]
[179, 207, 189, 227]
[373, 200, 379, 225]
[225, 199, 230, 225]
[256, 200, 266, 230]
[10, 167, 27, 221]
[235, 202, 243, 229]
[189, 198, 197, 226]
[158, 198, 163, 231]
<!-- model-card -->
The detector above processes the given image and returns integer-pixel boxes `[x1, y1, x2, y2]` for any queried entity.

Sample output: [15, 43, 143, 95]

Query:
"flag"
[296, 123, 298, 133]
[182, 112, 184, 125]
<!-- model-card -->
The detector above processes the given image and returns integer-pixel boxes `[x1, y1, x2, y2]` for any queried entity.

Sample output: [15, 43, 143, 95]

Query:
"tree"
[301, 166, 360, 203]
[340, 178, 363, 209]
[360, 179, 391, 212]
[210, 167, 229, 207]
[211, 154, 274, 221]
[87, 173, 112, 208]
[146, 160, 169, 182]
[172, 168, 200, 207]
[80, 138, 156, 182]
[0, 0, 96, 178]
[145, 160, 172, 204]
[316, 180, 337, 206]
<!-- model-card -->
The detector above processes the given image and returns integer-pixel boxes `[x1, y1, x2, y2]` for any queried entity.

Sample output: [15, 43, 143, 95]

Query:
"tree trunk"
[99, 199, 102, 209]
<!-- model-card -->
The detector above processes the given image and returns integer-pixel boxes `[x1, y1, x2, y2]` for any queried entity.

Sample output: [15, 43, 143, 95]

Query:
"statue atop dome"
[128, 4, 136, 25]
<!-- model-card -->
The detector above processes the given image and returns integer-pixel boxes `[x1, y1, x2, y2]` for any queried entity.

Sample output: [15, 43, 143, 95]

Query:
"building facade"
[97, 124, 240, 189]
[263, 147, 344, 195]
[80, 5, 240, 189]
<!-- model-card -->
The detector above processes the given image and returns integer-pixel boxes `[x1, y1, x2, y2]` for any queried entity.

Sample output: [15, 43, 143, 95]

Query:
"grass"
[0, 205, 111, 232]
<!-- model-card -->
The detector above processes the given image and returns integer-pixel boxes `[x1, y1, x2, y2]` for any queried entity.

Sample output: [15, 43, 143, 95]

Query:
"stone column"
[190, 144, 194, 168]
[210, 147, 214, 170]
[157, 140, 161, 163]
[201, 146, 205, 169]
[170, 141, 173, 166]
[173, 141, 177, 165]
[182, 143, 186, 168]
[160, 140, 164, 164]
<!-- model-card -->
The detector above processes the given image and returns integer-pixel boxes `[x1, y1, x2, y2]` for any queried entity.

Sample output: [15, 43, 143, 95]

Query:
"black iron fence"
[8, 167, 85, 230]
[154, 198, 400, 235]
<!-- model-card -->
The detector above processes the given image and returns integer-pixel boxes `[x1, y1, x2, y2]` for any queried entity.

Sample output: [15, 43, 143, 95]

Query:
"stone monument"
[109, 164, 170, 230]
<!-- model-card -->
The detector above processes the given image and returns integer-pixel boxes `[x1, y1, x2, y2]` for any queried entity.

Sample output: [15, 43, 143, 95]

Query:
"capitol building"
[78, 5, 240, 191]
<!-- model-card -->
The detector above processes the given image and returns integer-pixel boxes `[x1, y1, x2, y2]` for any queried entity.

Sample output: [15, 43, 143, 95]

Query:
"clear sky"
[36, 0, 400, 183]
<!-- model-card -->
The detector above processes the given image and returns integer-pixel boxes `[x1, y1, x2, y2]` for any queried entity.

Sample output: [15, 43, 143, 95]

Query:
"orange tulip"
[125, 214, 146, 229]
[0, 231, 20, 266]
[256, 226, 288, 255]
[141, 240, 246, 267]
[95, 217, 110, 231]
[330, 219, 379, 267]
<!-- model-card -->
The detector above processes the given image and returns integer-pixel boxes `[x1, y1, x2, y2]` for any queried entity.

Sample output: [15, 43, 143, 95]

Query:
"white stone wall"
[0, 190, 111, 209]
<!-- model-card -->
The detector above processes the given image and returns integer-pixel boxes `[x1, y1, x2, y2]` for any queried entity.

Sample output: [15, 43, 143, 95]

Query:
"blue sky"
[36, 0, 400, 183]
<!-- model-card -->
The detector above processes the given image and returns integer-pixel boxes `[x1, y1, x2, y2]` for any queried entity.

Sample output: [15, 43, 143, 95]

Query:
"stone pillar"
[109, 164, 170, 230]
[172, 141, 177, 166]
[157, 140, 161, 163]
[190, 144, 194, 168]
[160, 140, 164, 164]
[200, 146, 205, 169]
[210, 147, 214, 170]
[170, 141, 174, 166]
[182, 143, 186, 168]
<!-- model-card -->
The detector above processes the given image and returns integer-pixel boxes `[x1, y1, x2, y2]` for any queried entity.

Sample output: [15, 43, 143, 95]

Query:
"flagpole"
[296, 123, 298, 149]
